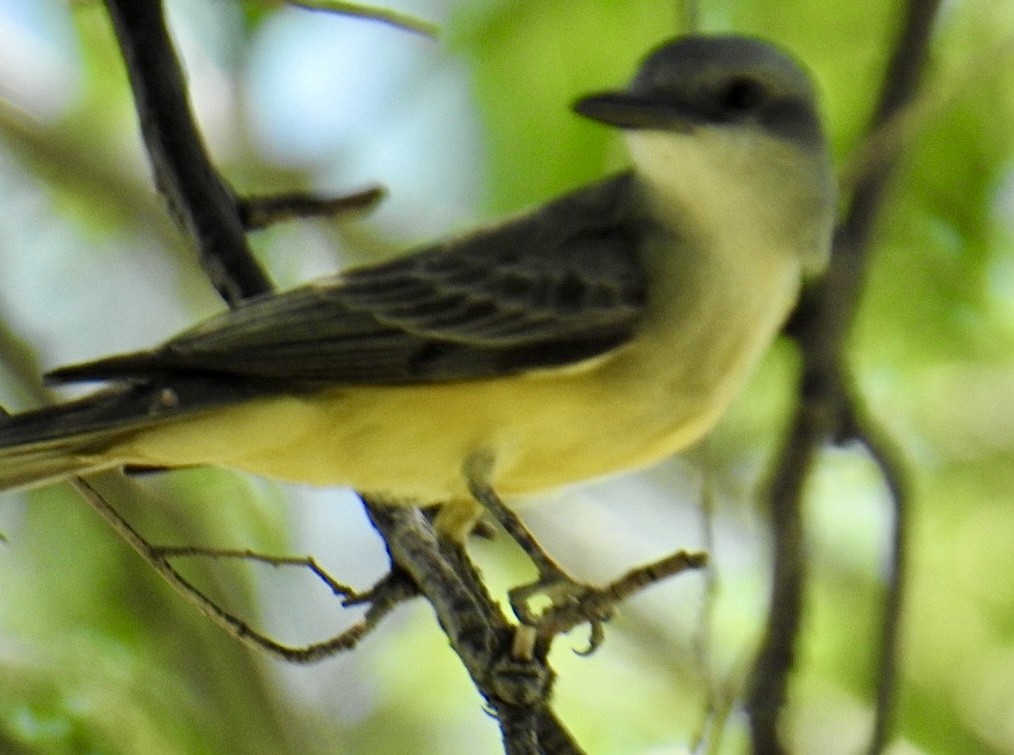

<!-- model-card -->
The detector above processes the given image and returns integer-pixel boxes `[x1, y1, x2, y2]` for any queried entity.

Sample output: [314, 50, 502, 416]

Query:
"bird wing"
[51, 175, 650, 387]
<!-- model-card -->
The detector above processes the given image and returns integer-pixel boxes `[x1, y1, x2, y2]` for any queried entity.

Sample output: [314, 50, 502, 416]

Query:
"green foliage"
[450, 0, 678, 211]
[0, 1, 1012, 753]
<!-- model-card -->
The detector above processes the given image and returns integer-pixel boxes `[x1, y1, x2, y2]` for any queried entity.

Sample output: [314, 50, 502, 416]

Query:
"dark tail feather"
[0, 385, 172, 492]
[1, 376, 274, 492]
[0, 439, 119, 491]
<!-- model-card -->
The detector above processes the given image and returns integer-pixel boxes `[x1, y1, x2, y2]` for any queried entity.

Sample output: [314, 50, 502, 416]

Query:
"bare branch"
[746, 1, 943, 753]
[846, 402, 911, 755]
[286, 1, 439, 38]
[104, 0, 272, 305]
[239, 186, 386, 230]
[68, 475, 390, 661]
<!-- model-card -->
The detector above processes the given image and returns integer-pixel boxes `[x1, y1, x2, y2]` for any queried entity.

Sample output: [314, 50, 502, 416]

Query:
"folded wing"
[51, 174, 650, 386]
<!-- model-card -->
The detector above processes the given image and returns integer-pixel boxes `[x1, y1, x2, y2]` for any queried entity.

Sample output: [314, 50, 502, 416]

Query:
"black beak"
[573, 91, 697, 131]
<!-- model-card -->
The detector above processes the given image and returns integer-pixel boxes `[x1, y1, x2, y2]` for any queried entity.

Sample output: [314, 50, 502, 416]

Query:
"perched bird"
[0, 35, 835, 542]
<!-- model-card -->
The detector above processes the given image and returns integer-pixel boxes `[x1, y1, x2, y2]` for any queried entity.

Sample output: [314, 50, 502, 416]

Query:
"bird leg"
[462, 452, 614, 650]
[462, 453, 709, 656]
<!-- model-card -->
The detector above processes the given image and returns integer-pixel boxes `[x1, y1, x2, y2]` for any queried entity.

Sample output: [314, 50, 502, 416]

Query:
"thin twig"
[689, 452, 723, 754]
[745, 395, 823, 755]
[839, 35, 1014, 195]
[238, 186, 385, 230]
[845, 403, 911, 755]
[838, 1, 942, 750]
[68, 475, 387, 662]
[150, 545, 358, 597]
[287, 0, 439, 38]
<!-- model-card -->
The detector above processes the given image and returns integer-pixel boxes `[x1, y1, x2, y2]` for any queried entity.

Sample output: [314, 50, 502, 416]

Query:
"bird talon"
[508, 575, 581, 621]
[575, 619, 606, 657]
[507, 574, 614, 654]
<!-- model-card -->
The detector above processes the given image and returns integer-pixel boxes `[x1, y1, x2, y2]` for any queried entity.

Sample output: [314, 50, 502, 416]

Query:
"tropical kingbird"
[0, 35, 835, 539]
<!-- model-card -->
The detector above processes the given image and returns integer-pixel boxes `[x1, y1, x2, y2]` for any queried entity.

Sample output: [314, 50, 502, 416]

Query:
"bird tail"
[0, 437, 119, 491]
[0, 392, 143, 491]
[1, 376, 271, 492]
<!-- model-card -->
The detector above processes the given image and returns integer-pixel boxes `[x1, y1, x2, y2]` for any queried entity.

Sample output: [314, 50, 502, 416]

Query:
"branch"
[104, 0, 272, 305]
[845, 403, 911, 755]
[286, 0, 439, 38]
[363, 503, 586, 755]
[238, 186, 385, 230]
[746, 2, 942, 753]
[69, 476, 400, 662]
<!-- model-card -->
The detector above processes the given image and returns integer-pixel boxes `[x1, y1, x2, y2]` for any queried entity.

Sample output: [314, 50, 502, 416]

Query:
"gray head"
[575, 35, 826, 152]
[575, 35, 836, 274]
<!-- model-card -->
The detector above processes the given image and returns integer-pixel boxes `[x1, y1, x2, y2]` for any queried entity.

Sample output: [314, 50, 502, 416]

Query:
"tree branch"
[746, 1, 942, 753]
[364, 503, 586, 755]
[846, 402, 911, 755]
[239, 187, 386, 230]
[104, 0, 272, 305]
[286, 1, 439, 38]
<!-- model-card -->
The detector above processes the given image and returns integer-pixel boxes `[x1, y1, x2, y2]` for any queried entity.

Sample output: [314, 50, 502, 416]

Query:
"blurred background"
[0, 0, 1012, 753]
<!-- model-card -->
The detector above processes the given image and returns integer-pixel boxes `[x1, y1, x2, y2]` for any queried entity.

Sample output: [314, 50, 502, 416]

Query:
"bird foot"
[508, 571, 615, 656]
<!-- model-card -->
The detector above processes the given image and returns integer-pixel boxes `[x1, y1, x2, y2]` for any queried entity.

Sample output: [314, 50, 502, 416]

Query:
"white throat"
[624, 126, 834, 276]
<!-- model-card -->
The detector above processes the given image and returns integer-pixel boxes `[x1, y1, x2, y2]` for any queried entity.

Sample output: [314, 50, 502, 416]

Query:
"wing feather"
[49, 174, 651, 386]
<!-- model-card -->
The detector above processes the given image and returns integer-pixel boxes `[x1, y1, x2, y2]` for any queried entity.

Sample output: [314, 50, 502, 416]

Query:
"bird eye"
[719, 77, 766, 112]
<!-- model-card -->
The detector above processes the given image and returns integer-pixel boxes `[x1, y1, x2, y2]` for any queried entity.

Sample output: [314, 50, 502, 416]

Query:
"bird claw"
[508, 573, 616, 655]
[462, 456, 706, 656]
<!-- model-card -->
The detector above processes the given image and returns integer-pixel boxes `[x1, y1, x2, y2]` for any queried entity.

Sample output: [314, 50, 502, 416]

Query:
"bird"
[0, 34, 835, 550]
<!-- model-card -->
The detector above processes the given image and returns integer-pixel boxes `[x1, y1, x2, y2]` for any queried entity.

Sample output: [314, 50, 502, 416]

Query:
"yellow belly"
[118, 360, 715, 505]
[118, 227, 803, 512]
